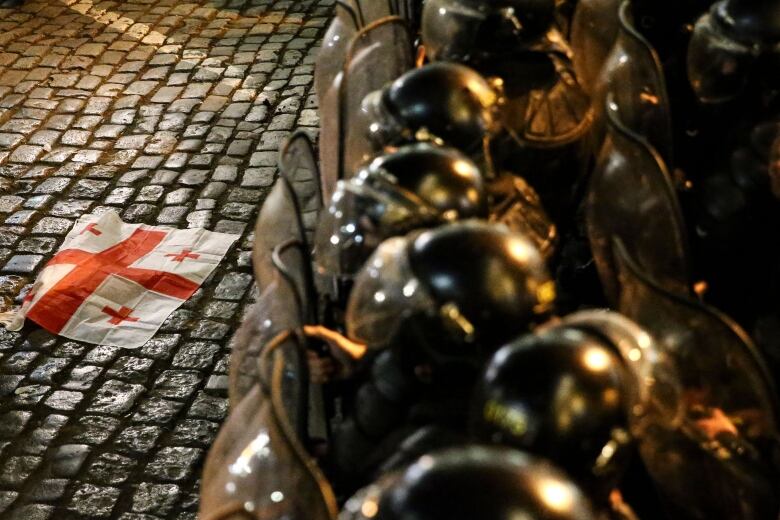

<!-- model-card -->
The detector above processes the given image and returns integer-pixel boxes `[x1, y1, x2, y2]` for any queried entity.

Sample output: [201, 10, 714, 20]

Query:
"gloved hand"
[303, 325, 367, 383]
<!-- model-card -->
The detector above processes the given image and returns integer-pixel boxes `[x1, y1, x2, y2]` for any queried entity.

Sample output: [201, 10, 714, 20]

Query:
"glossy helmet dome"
[340, 446, 599, 520]
[688, 0, 780, 103]
[315, 143, 489, 279]
[346, 221, 555, 362]
[422, 0, 557, 63]
[471, 325, 631, 494]
[361, 62, 502, 158]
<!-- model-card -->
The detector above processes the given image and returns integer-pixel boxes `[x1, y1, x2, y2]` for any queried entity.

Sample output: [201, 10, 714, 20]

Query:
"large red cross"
[27, 229, 199, 333]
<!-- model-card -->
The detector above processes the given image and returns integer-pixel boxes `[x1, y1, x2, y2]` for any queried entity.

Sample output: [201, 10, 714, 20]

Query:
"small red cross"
[80, 223, 102, 236]
[102, 305, 139, 326]
[165, 249, 200, 262]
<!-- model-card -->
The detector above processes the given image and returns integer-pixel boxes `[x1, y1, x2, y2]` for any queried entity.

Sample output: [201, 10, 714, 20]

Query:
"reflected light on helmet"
[361, 499, 379, 518]
[507, 237, 533, 263]
[484, 399, 528, 437]
[466, 77, 498, 108]
[637, 331, 652, 350]
[452, 159, 476, 177]
[535, 281, 556, 308]
[582, 347, 611, 373]
[537, 478, 576, 513]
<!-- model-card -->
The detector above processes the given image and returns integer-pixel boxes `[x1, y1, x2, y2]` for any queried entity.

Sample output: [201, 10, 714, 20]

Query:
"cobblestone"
[0, 0, 327, 517]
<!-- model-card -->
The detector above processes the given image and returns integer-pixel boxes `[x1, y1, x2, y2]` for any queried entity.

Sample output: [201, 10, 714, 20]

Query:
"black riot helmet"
[340, 446, 599, 520]
[361, 63, 502, 158]
[472, 326, 631, 495]
[688, 0, 780, 103]
[346, 221, 555, 363]
[471, 309, 685, 500]
[315, 143, 488, 280]
[422, 0, 558, 64]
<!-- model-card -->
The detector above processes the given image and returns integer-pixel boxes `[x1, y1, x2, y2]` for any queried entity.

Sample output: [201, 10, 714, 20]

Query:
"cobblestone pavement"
[0, 0, 328, 518]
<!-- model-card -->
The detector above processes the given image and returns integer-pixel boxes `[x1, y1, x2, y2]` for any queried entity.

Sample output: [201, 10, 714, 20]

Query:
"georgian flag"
[2, 212, 239, 348]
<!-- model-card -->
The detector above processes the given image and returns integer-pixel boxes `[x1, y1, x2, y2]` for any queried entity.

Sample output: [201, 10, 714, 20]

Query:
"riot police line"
[198, 1, 780, 519]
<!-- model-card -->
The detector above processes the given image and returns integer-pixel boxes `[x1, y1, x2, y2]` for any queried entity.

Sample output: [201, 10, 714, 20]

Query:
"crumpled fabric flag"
[1, 211, 239, 348]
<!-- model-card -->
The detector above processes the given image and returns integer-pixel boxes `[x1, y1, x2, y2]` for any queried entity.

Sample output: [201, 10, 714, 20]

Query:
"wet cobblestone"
[0, 0, 327, 517]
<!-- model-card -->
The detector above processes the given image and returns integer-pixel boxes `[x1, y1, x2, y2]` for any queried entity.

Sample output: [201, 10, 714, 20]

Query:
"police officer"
[357, 64, 559, 262]
[471, 311, 677, 519]
[309, 222, 555, 495]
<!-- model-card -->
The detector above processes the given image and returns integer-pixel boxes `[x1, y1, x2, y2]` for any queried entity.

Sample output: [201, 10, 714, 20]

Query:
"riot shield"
[319, 17, 414, 203]
[585, 98, 690, 307]
[570, 0, 621, 96]
[200, 340, 337, 520]
[232, 133, 321, 407]
[594, 0, 674, 166]
[345, 0, 418, 25]
[315, 0, 418, 106]
[279, 131, 323, 248]
[316, 14, 355, 115]
[614, 240, 780, 520]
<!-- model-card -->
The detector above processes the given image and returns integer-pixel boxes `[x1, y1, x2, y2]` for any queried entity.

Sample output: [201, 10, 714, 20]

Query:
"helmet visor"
[346, 237, 438, 348]
[315, 172, 440, 279]
[361, 89, 408, 150]
[422, 0, 486, 62]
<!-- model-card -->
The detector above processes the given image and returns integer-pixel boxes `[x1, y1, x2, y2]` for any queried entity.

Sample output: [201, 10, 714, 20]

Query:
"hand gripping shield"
[614, 241, 780, 520]
[318, 12, 415, 203]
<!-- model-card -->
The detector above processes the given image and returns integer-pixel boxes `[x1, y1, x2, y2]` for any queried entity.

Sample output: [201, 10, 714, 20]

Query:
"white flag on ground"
[2, 211, 239, 348]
